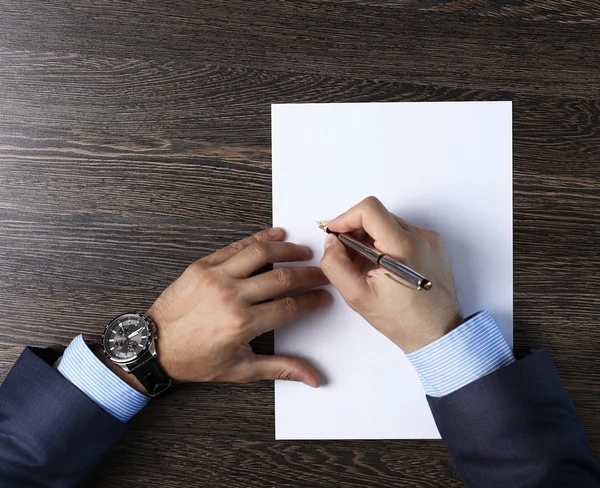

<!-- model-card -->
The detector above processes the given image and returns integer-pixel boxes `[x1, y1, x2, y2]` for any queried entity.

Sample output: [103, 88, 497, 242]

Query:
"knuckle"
[248, 242, 269, 262]
[235, 366, 255, 384]
[430, 230, 443, 243]
[186, 260, 206, 276]
[254, 229, 272, 241]
[274, 268, 294, 288]
[214, 285, 237, 304]
[363, 195, 382, 209]
[228, 240, 248, 254]
[277, 368, 296, 382]
[280, 296, 300, 317]
[197, 269, 222, 287]
[344, 291, 362, 309]
[185, 262, 221, 288]
[229, 309, 251, 331]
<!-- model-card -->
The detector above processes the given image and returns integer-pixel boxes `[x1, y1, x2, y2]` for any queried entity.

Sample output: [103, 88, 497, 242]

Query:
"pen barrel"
[378, 256, 431, 291]
[335, 232, 432, 291]
[337, 233, 380, 263]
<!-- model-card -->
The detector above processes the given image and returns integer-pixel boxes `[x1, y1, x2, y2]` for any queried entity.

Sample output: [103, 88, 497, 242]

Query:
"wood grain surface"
[1, 1, 599, 486]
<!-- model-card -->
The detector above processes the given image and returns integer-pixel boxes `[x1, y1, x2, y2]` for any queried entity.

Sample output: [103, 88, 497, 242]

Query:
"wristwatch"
[101, 312, 172, 397]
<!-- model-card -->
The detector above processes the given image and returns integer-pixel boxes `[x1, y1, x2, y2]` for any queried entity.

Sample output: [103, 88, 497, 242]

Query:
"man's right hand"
[320, 196, 463, 354]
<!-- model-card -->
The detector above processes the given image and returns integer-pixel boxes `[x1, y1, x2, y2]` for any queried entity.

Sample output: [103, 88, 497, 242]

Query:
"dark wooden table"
[1, 1, 599, 486]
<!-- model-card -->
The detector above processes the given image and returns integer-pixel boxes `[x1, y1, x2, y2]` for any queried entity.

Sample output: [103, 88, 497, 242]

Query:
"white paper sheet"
[272, 101, 512, 440]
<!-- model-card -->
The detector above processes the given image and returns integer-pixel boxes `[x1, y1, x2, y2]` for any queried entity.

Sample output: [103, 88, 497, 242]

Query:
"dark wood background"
[1, 1, 599, 486]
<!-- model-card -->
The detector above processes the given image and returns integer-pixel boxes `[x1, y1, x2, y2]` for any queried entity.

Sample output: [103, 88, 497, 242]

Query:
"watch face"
[103, 314, 151, 362]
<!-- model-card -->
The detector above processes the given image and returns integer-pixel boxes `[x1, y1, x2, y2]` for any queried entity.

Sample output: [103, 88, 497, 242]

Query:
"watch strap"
[131, 354, 172, 398]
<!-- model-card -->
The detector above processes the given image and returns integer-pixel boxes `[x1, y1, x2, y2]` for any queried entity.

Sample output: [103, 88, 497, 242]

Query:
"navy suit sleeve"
[0, 346, 129, 488]
[428, 349, 600, 488]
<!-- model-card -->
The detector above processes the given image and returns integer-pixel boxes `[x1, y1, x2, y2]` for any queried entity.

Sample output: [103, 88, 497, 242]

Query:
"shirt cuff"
[406, 310, 515, 397]
[57, 334, 149, 422]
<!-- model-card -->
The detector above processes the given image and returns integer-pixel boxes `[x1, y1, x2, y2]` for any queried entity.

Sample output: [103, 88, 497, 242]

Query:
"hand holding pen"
[317, 222, 432, 291]
[318, 196, 463, 353]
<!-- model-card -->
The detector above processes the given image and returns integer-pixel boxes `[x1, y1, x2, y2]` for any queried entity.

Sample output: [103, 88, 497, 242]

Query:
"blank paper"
[272, 101, 512, 440]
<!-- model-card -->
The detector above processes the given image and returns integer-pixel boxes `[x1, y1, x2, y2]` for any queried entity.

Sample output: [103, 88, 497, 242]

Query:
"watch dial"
[103, 314, 150, 361]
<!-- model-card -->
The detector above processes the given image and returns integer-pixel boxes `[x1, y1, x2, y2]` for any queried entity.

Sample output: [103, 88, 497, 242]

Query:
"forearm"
[408, 313, 600, 488]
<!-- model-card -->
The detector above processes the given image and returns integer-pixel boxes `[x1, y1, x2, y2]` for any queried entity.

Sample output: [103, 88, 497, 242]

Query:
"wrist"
[145, 307, 177, 380]
[95, 349, 148, 395]
[400, 310, 463, 354]
[101, 312, 174, 397]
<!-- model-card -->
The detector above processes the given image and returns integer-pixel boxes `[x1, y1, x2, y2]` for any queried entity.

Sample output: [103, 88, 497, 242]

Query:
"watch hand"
[127, 328, 143, 339]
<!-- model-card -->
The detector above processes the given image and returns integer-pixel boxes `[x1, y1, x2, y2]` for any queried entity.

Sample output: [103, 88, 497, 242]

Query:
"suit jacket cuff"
[0, 346, 129, 486]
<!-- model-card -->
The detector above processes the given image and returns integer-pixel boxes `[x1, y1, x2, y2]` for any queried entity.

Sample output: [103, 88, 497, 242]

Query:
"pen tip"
[316, 221, 328, 232]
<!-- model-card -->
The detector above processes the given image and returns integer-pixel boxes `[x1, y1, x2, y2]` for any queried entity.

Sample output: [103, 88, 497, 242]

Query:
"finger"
[202, 227, 284, 265]
[221, 241, 312, 278]
[350, 229, 367, 242]
[249, 354, 321, 387]
[352, 247, 375, 272]
[348, 231, 374, 267]
[245, 289, 332, 339]
[241, 266, 329, 304]
[320, 234, 369, 305]
[343, 229, 367, 261]
[327, 196, 408, 251]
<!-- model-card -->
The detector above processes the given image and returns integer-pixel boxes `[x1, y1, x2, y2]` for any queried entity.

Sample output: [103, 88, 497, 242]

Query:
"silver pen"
[317, 221, 432, 291]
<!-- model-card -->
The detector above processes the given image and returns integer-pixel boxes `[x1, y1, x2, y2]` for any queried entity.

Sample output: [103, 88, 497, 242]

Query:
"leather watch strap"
[132, 355, 172, 398]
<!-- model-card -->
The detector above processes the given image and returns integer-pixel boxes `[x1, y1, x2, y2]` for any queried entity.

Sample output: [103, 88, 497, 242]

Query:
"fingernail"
[324, 234, 336, 249]
[268, 227, 282, 237]
[300, 246, 312, 259]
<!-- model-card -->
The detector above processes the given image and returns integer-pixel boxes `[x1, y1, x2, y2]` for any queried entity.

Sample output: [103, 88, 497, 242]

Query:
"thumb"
[320, 234, 367, 304]
[250, 354, 320, 388]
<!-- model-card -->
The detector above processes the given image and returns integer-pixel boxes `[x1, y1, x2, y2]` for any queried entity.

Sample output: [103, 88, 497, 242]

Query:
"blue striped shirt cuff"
[57, 334, 149, 422]
[406, 310, 514, 397]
